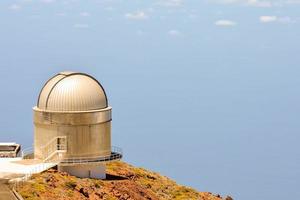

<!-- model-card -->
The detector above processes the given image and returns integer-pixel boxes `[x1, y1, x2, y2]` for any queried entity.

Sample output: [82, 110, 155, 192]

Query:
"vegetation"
[17, 161, 230, 200]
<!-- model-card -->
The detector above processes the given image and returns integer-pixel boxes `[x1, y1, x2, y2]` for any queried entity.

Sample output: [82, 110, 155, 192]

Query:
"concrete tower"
[33, 71, 122, 179]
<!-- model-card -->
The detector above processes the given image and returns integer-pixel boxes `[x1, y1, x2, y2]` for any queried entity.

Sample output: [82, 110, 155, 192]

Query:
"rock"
[79, 187, 89, 198]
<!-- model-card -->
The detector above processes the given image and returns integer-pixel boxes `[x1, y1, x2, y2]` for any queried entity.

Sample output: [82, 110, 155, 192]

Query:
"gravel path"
[0, 179, 17, 200]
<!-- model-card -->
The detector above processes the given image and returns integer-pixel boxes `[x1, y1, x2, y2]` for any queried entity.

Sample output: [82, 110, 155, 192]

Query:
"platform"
[0, 158, 57, 179]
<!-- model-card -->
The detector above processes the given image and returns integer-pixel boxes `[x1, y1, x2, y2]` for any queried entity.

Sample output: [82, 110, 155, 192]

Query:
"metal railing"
[10, 146, 123, 191]
[9, 162, 58, 195]
[22, 137, 67, 161]
[21, 147, 34, 159]
[22, 145, 122, 165]
[59, 146, 123, 166]
[9, 146, 122, 195]
[12, 138, 122, 198]
[41, 136, 67, 162]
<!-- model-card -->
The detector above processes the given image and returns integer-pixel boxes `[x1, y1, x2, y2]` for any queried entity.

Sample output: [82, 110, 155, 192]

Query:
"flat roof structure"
[0, 143, 20, 158]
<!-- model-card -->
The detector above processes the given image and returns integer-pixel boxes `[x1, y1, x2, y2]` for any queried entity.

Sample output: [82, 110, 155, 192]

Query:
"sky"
[0, 0, 300, 199]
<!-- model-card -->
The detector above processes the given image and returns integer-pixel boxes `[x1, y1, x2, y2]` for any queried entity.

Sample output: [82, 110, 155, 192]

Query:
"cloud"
[188, 14, 198, 19]
[286, 0, 300, 4]
[9, 4, 22, 11]
[105, 7, 114, 11]
[136, 30, 145, 36]
[56, 13, 66, 16]
[246, 0, 272, 7]
[168, 30, 182, 36]
[125, 11, 148, 20]
[277, 16, 295, 24]
[260, 16, 296, 24]
[212, 0, 270, 6]
[41, 0, 56, 3]
[74, 24, 89, 29]
[157, 0, 184, 7]
[80, 12, 91, 17]
[259, 16, 277, 23]
[210, 0, 300, 6]
[215, 20, 237, 26]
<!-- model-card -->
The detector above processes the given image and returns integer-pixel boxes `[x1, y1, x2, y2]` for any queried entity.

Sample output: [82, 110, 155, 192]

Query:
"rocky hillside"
[17, 161, 232, 200]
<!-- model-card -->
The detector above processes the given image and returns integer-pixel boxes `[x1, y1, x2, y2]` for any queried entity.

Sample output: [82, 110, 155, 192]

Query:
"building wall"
[58, 164, 106, 179]
[33, 107, 112, 160]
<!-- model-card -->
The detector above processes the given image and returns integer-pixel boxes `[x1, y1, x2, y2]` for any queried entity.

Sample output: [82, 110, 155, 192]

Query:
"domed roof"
[37, 71, 108, 111]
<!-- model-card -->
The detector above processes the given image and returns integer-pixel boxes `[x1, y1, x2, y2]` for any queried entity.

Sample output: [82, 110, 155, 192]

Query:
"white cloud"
[215, 19, 237, 26]
[277, 16, 295, 24]
[74, 24, 89, 29]
[137, 30, 145, 36]
[105, 7, 114, 11]
[80, 12, 91, 17]
[168, 29, 182, 36]
[286, 0, 300, 4]
[56, 13, 66, 16]
[247, 0, 272, 7]
[260, 16, 296, 24]
[125, 11, 148, 20]
[41, 0, 56, 3]
[147, 7, 155, 12]
[212, 0, 269, 5]
[188, 14, 198, 19]
[158, 0, 184, 7]
[9, 4, 22, 11]
[260, 16, 277, 23]
[210, 0, 300, 6]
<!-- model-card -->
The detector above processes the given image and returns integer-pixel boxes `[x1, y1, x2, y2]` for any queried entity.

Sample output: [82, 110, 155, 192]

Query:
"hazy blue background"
[0, 0, 299, 199]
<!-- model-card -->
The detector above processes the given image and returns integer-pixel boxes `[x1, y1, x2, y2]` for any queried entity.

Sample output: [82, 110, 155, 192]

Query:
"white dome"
[37, 71, 108, 111]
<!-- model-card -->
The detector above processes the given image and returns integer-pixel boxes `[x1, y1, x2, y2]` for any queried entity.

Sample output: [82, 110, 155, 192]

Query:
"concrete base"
[58, 164, 106, 179]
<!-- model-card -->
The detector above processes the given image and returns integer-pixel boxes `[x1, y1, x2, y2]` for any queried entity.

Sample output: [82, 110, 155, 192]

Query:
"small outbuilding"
[0, 143, 21, 158]
[33, 71, 122, 179]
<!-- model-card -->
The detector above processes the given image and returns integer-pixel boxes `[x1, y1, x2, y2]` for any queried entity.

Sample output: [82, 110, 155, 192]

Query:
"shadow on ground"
[105, 174, 127, 181]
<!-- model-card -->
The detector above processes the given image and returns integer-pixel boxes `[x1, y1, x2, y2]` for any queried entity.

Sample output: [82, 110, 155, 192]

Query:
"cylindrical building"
[33, 71, 121, 179]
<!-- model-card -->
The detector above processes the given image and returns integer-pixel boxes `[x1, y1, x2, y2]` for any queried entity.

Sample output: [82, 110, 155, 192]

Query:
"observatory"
[33, 71, 122, 179]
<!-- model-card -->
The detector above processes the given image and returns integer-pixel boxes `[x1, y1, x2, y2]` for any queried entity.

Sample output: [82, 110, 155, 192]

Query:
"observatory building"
[33, 71, 122, 179]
